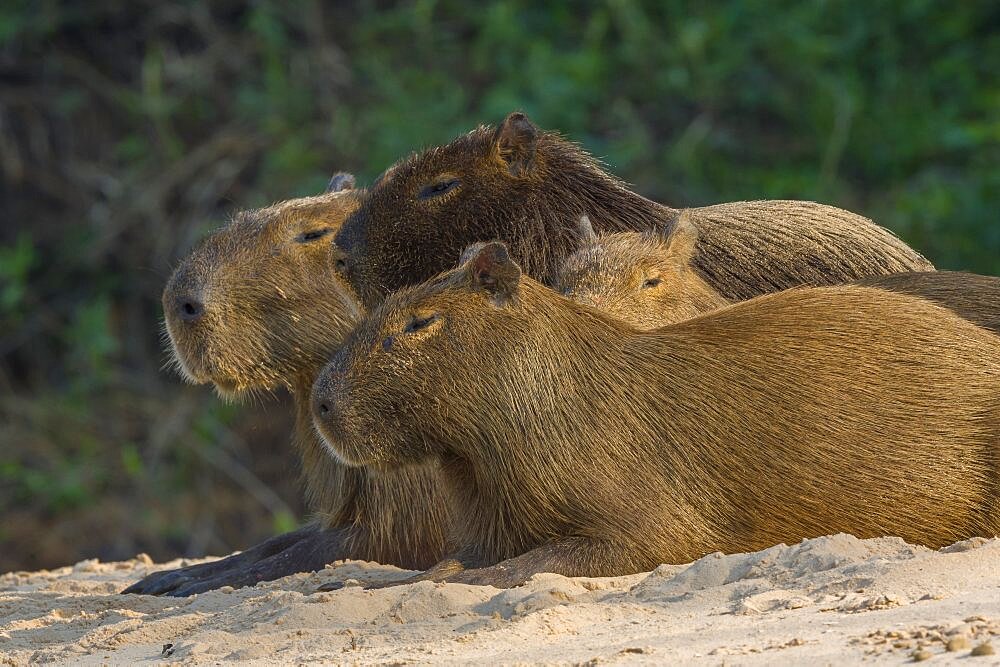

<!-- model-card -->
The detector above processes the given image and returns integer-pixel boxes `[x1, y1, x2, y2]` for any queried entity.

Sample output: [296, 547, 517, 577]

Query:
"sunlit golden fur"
[160, 183, 449, 572]
[557, 217, 1000, 333]
[334, 111, 933, 308]
[312, 243, 1000, 587]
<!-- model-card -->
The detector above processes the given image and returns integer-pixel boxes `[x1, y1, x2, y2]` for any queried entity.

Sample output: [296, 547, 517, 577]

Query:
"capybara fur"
[558, 215, 1000, 333]
[311, 242, 1000, 588]
[126, 174, 450, 596]
[334, 111, 933, 308]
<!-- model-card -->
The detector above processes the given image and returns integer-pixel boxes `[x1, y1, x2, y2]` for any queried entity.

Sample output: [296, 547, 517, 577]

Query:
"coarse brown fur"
[125, 176, 451, 596]
[311, 242, 1000, 588]
[334, 112, 933, 308]
[557, 216, 1000, 333]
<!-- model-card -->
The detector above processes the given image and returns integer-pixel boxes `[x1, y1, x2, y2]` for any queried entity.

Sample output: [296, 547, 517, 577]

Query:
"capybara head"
[334, 112, 932, 311]
[334, 112, 651, 307]
[163, 174, 363, 397]
[312, 241, 544, 467]
[556, 214, 729, 328]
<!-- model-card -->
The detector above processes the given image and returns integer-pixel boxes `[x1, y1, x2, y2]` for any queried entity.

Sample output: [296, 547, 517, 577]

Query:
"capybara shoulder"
[313, 242, 999, 580]
[335, 112, 932, 307]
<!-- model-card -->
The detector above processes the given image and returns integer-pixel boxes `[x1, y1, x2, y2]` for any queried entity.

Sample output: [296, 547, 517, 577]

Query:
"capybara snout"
[310, 353, 354, 459]
[163, 265, 207, 326]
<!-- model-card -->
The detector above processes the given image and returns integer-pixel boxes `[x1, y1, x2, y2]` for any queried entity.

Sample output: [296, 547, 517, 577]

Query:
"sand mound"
[1, 534, 997, 665]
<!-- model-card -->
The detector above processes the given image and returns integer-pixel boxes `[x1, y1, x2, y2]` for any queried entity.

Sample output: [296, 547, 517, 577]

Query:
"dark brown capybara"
[557, 214, 1000, 333]
[124, 174, 451, 596]
[311, 242, 1000, 589]
[333, 111, 933, 308]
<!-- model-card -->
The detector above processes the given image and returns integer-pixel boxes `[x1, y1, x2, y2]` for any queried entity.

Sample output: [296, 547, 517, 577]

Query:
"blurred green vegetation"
[0, 1, 997, 571]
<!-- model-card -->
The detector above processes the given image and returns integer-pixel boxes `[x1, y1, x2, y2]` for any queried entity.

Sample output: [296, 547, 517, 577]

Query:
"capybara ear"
[326, 172, 356, 193]
[661, 212, 699, 265]
[577, 214, 598, 247]
[464, 241, 522, 305]
[458, 241, 490, 266]
[493, 112, 538, 177]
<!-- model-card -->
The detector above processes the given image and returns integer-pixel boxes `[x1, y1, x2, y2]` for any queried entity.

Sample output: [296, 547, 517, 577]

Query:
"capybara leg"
[345, 558, 467, 592]
[122, 525, 348, 596]
[365, 539, 633, 590]
[443, 538, 642, 588]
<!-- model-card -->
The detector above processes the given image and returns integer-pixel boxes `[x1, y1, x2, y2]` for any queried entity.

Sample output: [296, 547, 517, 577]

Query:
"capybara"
[124, 174, 451, 596]
[311, 242, 1000, 588]
[557, 214, 1000, 333]
[333, 111, 933, 308]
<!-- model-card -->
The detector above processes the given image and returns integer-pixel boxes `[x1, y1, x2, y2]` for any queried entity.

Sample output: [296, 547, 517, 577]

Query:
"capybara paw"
[443, 564, 526, 589]
[317, 580, 346, 592]
[361, 576, 422, 591]
[121, 568, 197, 596]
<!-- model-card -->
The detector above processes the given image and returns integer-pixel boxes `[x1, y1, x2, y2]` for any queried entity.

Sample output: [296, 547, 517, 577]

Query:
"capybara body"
[857, 271, 1000, 335]
[312, 243, 1000, 586]
[557, 217, 1000, 333]
[127, 176, 450, 596]
[334, 112, 932, 307]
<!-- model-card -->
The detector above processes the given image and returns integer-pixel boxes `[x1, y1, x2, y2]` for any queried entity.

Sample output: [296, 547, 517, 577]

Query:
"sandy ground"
[1, 534, 998, 666]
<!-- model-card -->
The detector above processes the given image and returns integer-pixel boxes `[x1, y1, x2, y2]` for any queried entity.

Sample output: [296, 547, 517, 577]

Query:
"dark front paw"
[121, 549, 261, 596]
[122, 526, 342, 596]
[122, 566, 207, 596]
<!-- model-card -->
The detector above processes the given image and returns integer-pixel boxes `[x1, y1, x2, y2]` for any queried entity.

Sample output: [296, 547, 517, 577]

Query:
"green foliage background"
[0, 1, 997, 571]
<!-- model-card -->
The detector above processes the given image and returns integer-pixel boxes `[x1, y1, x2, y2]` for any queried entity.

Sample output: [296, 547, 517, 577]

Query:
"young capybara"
[557, 214, 1000, 333]
[333, 111, 933, 308]
[123, 174, 451, 596]
[311, 242, 1000, 588]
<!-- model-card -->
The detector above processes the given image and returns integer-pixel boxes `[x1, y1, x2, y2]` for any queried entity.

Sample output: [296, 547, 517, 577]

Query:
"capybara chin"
[334, 111, 932, 308]
[124, 174, 451, 597]
[312, 241, 1000, 588]
[557, 215, 1000, 333]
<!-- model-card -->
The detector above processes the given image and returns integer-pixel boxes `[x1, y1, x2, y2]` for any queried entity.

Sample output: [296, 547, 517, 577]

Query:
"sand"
[1, 534, 998, 665]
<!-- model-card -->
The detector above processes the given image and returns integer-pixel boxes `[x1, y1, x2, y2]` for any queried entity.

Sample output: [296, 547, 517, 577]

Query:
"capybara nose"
[176, 296, 205, 323]
[311, 367, 352, 440]
[311, 389, 339, 433]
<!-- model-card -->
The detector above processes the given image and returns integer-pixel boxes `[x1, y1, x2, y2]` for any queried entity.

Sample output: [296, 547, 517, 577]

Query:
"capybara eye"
[405, 314, 439, 333]
[642, 277, 663, 289]
[296, 228, 333, 243]
[418, 178, 460, 200]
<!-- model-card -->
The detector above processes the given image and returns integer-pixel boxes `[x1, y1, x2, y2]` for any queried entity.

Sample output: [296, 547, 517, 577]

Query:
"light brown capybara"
[311, 242, 1000, 588]
[557, 214, 1000, 333]
[124, 173, 451, 596]
[333, 111, 933, 308]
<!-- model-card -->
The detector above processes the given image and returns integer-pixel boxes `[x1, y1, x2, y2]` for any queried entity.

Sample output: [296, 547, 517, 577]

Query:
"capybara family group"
[127, 112, 999, 596]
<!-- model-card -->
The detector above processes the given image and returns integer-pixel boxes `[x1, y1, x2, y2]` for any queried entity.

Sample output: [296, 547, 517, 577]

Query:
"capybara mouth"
[174, 348, 274, 396]
[311, 420, 364, 467]
[164, 322, 239, 391]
